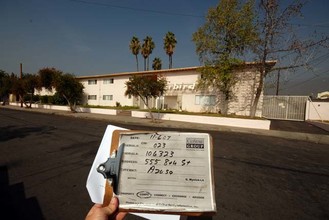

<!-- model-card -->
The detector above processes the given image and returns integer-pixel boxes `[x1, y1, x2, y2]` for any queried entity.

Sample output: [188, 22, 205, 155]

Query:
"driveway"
[270, 120, 329, 135]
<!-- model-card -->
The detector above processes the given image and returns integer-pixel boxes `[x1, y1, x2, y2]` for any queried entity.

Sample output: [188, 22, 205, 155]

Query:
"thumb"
[103, 196, 119, 215]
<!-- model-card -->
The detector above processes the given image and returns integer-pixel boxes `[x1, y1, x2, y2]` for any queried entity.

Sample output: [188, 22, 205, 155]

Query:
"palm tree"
[152, 57, 162, 70]
[163, 32, 177, 69]
[141, 36, 155, 71]
[129, 36, 141, 71]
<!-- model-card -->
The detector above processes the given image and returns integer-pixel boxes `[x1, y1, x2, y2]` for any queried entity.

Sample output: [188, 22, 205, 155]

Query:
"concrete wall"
[132, 111, 270, 130]
[9, 102, 270, 129]
[305, 100, 329, 121]
[9, 102, 116, 115]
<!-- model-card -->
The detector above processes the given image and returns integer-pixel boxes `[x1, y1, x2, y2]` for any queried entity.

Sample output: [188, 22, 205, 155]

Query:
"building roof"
[76, 61, 277, 80]
[76, 66, 199, 79]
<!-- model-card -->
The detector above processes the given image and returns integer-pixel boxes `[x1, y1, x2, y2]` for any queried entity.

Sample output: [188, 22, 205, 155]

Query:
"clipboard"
[97, 130, 216, 216]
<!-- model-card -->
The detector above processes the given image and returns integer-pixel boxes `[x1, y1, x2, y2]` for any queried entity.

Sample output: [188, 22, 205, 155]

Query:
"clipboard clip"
[97, 143, 125, 194]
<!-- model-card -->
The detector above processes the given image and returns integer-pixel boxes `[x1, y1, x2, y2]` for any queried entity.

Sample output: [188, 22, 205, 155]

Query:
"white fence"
[262, 96, 308, 121]
[305, 100, 329, 121]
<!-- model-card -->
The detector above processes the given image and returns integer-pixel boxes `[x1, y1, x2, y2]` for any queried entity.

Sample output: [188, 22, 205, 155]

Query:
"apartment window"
[195, 95, 216, 106]
[88, 80, 97, 85]
[103, 95, 113, 100]
[88, 95, 97, 100]
[103, 78, 114, 84]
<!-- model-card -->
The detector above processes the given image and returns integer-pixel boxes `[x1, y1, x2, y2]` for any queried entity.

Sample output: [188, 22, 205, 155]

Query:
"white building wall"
[164, 70, 206, 112]
[80, 78, 98, 105]
[35, 87, 56, 96]
[81, 76, 134, 107]
[229, 69, 263, 117]
[182, 94, 200, 112]
[306, 100, 329, 121]
[165, 70, 199, 85]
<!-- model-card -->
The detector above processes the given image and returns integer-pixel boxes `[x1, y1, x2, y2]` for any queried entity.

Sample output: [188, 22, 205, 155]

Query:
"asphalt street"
[0, 108, 329, 220]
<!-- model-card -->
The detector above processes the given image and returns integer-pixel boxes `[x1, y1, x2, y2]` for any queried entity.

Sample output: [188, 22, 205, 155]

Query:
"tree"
[152, 57, 162, 70]
[22, 73, 39, 108]
[0, 70, 11, 105]
[38, 67, 84, 112]
[54, 73, 84, 112]
[249, 0, 329, 117]
[10, 73, 25, 107]
[192, 0, 257, 115]
[141, 36, 155, 71]
[129, 36, 141, 71]
[163, 32, 177, 69]
[38, 67, 61, 91]
[125, 74, 167, 122]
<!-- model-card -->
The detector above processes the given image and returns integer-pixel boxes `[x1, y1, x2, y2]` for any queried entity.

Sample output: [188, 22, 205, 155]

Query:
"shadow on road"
[0, 166, 44, 220]
[0, 125, 55, 142]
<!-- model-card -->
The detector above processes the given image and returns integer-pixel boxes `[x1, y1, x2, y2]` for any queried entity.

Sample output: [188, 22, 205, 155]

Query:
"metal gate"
[262, 96, 308, 121]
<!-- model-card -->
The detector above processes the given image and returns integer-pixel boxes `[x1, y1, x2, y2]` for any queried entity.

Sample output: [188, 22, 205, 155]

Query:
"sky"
[1, 0, 328, 96]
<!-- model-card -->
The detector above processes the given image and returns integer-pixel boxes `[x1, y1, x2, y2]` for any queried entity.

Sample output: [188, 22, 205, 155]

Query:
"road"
[0, 108, 328, 220]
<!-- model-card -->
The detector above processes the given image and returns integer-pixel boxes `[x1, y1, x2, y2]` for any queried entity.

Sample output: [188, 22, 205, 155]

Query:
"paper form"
[117, 131, 216, 213]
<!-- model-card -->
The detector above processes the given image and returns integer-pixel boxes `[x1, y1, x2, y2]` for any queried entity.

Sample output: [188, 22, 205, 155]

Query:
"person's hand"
[86, 197, 127, 220]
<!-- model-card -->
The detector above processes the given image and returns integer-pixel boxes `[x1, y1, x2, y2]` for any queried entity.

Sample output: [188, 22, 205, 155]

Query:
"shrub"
[40, 95, 49, 104]
[51, 93, 67, 105]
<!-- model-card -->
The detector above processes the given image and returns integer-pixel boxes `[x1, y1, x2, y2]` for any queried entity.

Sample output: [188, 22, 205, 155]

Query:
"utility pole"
[20, 63, 23, 107]
[275, 69, 280, 96]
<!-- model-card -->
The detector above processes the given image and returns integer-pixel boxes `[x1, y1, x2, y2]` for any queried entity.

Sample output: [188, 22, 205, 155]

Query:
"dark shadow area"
[0, 125, 55, 142]
[0, 166, 44, 220]
[187, 216, 213, 220]
[216, 156, 329, 177]
[270, 120, 329, 134]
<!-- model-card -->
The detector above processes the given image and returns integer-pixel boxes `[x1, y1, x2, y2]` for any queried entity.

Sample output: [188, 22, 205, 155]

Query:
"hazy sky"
[1, 0, 328, 96]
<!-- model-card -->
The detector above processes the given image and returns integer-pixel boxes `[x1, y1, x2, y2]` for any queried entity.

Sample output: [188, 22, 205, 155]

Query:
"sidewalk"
[2, 105, 329, 144]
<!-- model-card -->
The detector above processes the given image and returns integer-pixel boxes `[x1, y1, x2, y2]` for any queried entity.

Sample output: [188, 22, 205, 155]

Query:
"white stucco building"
[77, 61, 276, 117]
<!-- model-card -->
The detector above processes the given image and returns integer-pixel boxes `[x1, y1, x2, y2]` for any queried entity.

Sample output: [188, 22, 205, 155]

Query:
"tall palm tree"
[129, 36, 141, 71]
[141, 36, 155, 71]
[152, 57, 162, 70]
[163, 32, 177, 69]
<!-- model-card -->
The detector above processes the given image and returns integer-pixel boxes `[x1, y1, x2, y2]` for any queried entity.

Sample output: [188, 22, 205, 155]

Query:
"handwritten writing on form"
[117, 132, 216, 213]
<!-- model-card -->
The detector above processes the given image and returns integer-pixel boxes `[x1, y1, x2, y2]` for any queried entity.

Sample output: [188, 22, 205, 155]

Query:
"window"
[88, 95, 97, 100]
[195, 95, 216, 106]
[88, 80, 97, 85]
[103, 78, 114, 84]
[103, 95, 113, 100]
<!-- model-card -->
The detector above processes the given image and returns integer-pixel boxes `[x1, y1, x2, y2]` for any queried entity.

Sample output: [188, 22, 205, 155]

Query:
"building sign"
[167, 83, 195, 91]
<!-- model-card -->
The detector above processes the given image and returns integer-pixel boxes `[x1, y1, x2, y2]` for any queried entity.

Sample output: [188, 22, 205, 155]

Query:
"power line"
[69, 0, 205, 18]
[285, 52, 329, 78]
[290, 23, 329, 28]
[280, 69, 329, 91]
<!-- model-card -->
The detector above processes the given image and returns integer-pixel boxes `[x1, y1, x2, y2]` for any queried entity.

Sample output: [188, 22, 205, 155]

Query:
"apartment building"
[77, 61, 276, 116]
